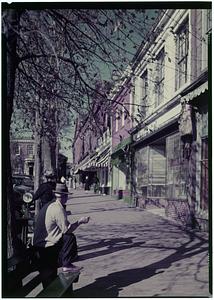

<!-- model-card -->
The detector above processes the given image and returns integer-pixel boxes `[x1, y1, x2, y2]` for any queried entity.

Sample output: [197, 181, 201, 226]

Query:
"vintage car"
[12, 175, 34, 217]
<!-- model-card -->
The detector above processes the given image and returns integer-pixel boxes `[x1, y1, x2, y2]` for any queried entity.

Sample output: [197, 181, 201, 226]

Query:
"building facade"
[72, 8, 210, 230]
[73, 110, 112, 194]
[130, 9, 210, 230]
[111, 80, 133, 202]
[10, 138, 35, 176]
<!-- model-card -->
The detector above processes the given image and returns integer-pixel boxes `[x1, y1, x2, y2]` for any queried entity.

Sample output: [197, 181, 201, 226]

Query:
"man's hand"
[78, 216, 90, 225]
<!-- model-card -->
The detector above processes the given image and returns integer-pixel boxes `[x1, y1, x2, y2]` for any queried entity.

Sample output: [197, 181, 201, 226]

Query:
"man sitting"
[33, 183, 90, 287]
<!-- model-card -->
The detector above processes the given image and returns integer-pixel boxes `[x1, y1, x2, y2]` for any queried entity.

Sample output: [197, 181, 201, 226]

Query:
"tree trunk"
[3, 9, 21, 257]
[34, 108, 43, 217]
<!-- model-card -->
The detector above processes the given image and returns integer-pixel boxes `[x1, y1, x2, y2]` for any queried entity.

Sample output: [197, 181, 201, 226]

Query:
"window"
[82, 138, 85, 156]
[202, 10, 211, 70]
[206, 9, 212, 32]
[166, 133, 187, 199]
[89, 135, 92, 151]
[107, 115, 111, 133]
[14, 143, 20, 155]
[139, 70, 148, 117]
[155, 49, 165, 106]
[121, 106, 125, 127]
[27, 144, 33, 155]
[176, 19, 189, 89]
[115, 111, 119, 132]
[142, 70, 148, 101]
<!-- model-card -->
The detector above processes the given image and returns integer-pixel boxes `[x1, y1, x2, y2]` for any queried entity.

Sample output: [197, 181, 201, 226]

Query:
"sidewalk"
[27, 189, 210, 297]
[69, 189, 210, 297]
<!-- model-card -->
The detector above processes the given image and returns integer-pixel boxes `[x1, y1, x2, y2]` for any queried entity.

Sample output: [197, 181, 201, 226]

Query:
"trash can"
[118, 190, 123, 199]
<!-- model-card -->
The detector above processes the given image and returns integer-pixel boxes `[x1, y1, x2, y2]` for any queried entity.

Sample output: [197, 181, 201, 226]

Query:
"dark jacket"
[33, 182, 56, 207]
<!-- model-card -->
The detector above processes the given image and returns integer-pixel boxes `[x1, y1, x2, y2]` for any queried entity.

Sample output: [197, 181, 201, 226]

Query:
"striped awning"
[96, 149, 110, 167]
[96, 153, 109, 167]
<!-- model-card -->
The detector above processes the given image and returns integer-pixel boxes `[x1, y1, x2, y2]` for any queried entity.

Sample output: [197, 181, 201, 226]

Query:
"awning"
[96, 149, 110, 167]
[83, 155, 98, 170]
[112, 136, 132, 156]
[182, 81, 208, 102]
[78, 155, 98, 171]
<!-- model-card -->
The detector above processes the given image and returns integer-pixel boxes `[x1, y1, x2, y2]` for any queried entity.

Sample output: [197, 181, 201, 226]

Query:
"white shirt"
[33, 199, 69, 248]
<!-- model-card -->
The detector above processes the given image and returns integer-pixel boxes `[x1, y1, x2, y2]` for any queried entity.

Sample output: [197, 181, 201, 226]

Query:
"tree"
[2, 4, 160, 256]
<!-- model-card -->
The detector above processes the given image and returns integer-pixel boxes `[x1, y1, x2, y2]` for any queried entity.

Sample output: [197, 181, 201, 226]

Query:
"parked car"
[12, 175, 34, 217]
[12, 175, 34, 192]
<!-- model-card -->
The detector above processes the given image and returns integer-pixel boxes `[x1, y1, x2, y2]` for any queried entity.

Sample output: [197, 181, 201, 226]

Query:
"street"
[26, 189, 209, 297]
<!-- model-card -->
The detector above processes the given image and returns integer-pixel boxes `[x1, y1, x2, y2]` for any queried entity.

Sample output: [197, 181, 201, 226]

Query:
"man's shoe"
[62, 264, 83, 273]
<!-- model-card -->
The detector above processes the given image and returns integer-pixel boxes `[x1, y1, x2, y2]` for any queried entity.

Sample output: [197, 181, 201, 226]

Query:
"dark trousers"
[36, 233, 77, 288]
[58, 233, 78, 267]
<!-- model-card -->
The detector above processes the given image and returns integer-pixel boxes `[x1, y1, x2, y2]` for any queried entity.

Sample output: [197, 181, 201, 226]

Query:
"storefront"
[133, 121, 187, 207]
[181, 83, 209, 230]
[95, 147, 111, 195]
[132, 80, 209, 230]
[111, 137, 132, 202]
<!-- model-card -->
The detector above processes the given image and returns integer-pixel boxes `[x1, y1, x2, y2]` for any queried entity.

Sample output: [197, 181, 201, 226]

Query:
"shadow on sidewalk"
[77, 237, 145, 261]
[71, 231, 208, 298]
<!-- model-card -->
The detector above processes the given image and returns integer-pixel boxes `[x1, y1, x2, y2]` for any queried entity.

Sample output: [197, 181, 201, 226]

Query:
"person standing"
[33, 170, 56, 208]
[94, 176, 100, 194]
[84, 176, 90, 191]
[33, 183, 90, 287]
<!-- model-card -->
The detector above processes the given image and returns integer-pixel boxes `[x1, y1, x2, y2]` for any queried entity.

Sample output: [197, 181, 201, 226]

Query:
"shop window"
[166, 133, 187, 199]
[200, 137, 208, 210]
[148, 143, 166, 197]
[134, 147, 149, 194]
[134, 142, 166, 198]
[155, 49, 165, 107]
[176, 19, 189, 89]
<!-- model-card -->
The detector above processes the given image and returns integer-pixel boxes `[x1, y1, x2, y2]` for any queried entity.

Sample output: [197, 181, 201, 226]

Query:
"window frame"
[141, 69, 148, 102]
[201, 9, 211, 70]
[115, 110, 119, 132]
[176, 18, 189, 89]
[27, 144, 34, 156]
[14, 143, 20, 155]
[155, 48, 165, 107]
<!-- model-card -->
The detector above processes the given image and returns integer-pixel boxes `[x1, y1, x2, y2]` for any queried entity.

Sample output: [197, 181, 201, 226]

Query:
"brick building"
[10, 138, 34, 176]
